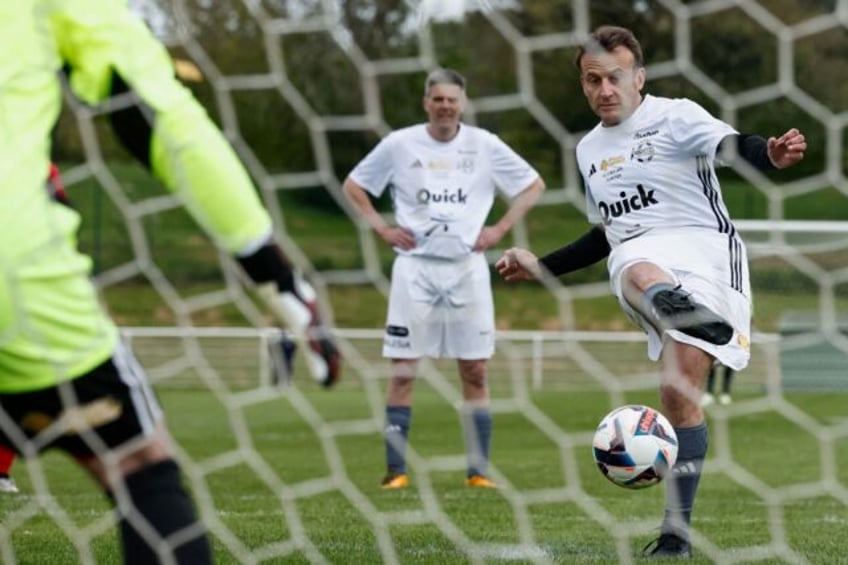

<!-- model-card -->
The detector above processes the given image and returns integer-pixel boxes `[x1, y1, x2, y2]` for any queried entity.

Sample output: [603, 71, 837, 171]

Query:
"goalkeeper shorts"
[0, 341, 163, 457]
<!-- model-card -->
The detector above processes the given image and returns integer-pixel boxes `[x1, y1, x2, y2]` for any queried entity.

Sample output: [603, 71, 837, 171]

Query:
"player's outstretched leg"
[644, 284, 733, 345]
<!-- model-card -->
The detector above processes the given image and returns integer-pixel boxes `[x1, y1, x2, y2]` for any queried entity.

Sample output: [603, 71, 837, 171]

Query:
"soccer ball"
[592, 405, 678, 489]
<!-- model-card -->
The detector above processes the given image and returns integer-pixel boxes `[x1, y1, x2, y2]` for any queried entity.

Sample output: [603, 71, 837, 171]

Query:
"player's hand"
[473, 225, 506, 252]
[767, 128, 806, 169]
[376, 225, 416, 251]
[495, 247, 543, 282]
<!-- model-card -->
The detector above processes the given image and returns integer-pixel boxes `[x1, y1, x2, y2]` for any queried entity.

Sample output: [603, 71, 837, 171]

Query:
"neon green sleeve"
[54, 0, 274, 254]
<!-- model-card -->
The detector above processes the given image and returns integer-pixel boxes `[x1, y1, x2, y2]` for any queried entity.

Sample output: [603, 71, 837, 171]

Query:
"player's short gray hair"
[575, 25, 645, 70]
[424, 68, 466, 96]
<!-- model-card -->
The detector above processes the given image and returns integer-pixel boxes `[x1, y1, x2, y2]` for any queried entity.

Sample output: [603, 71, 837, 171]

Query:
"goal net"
[4, 1, 848, 563]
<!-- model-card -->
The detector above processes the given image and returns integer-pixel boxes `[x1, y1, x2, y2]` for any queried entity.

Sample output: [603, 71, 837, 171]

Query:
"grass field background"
[2, 379, 847, 564]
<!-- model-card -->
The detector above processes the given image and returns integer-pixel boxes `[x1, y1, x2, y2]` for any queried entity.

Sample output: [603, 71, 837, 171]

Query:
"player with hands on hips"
[343, 68, 545, 490]
[496, 25, 805, 559]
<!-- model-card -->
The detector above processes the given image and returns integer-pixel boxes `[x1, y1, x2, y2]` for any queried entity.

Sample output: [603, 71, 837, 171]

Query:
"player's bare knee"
[622, 261, 671, 293]
[458, 360, 487, 390]
[387, 376, 415, 401]
[659, 380, 703, 425]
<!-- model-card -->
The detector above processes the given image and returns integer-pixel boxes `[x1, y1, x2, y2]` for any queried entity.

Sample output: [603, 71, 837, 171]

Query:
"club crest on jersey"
[597, 184, 658, 225]
[631, 140, 655, 163]
[458, 158, 475, 174]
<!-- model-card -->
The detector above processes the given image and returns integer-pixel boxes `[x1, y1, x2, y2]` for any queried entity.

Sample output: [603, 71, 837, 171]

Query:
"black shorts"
[0, 343, 163, 458]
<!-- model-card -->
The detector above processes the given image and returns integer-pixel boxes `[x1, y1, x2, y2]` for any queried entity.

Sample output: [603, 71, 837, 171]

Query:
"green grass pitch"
[2, 372, 846, 563]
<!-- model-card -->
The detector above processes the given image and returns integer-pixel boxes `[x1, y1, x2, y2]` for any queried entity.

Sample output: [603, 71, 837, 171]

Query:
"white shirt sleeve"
[667, 99, 737, 158]
[348, 134, 396, 197]
[487, 132, 540, 198]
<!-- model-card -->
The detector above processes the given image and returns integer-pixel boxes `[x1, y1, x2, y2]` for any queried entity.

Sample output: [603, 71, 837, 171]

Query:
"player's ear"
[635, 66, 646, 91]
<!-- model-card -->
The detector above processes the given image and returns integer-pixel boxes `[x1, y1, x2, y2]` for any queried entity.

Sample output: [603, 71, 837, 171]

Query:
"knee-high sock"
[111, 460, 212, 565]
[641, 283, 677, 317]
[385, 406, 411, 474]
[663, 423, 708, 539]
[462, 405, 492, 477]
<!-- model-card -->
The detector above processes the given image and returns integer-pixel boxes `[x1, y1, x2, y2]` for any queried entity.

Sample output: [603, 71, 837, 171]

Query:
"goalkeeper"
[1, 1, 332, 563]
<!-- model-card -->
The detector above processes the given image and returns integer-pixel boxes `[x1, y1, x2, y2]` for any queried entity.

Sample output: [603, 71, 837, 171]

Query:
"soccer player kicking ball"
[496, 25, 805, 559]
[343, 69, 545, 490]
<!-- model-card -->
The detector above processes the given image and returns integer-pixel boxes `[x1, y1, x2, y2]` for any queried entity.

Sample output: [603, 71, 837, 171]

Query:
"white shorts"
[608, 231, 752, 370]
[383, 254, 495, 360]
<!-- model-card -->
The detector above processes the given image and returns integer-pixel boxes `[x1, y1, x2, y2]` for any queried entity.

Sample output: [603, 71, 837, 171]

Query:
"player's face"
[423, 83, 466, 141]
[580, 46, 646, 127]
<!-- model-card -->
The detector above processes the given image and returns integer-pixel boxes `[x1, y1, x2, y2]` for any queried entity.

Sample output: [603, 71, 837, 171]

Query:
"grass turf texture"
[2, 385, 847, 563]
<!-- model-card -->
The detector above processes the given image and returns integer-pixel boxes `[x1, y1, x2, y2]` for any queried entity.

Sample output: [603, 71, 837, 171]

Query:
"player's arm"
[474, 176, 545, 252]
[55, 4, 342, 386]
[719, 128, 806, 171]
[496, 224, 610, 282]
[342, 176, 416, 251]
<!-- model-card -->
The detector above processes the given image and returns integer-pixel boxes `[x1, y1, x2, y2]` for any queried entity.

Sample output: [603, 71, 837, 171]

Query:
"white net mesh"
[4, 1, 848, 563]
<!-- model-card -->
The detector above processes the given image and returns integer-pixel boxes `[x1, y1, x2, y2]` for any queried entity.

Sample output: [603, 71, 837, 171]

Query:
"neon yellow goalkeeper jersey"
[2, 1, 277, 392]
[0, 2, 118, 392]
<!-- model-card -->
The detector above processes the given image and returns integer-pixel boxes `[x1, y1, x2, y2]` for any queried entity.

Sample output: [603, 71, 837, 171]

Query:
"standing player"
[342, 69, 545, 489]
[2, 1, 337, 562]
[496, 26, 805, 558]
[702, 364, 734, 406]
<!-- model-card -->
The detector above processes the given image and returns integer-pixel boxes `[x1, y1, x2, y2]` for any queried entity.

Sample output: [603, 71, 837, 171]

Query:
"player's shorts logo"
[386, 325, 410, 337]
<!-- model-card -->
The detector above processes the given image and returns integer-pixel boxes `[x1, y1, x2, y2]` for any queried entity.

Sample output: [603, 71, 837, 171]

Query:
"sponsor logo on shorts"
[386, 325, 409, 337]
[384, 337, 411, 349]
[21, 397, 123, 435]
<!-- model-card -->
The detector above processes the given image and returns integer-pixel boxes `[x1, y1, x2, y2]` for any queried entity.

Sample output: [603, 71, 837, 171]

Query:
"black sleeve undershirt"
[719, 133, 777, 171]
[538, 225, 610, 277]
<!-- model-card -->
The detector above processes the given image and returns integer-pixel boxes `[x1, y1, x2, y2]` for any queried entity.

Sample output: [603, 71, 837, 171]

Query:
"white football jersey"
[577, 94, 738, 248]
[349, 123, 539, 259]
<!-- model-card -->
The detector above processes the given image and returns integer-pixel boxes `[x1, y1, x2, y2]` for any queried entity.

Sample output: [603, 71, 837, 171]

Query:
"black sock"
[662, 423, 708, 540]
[110, 459, 212, 565]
